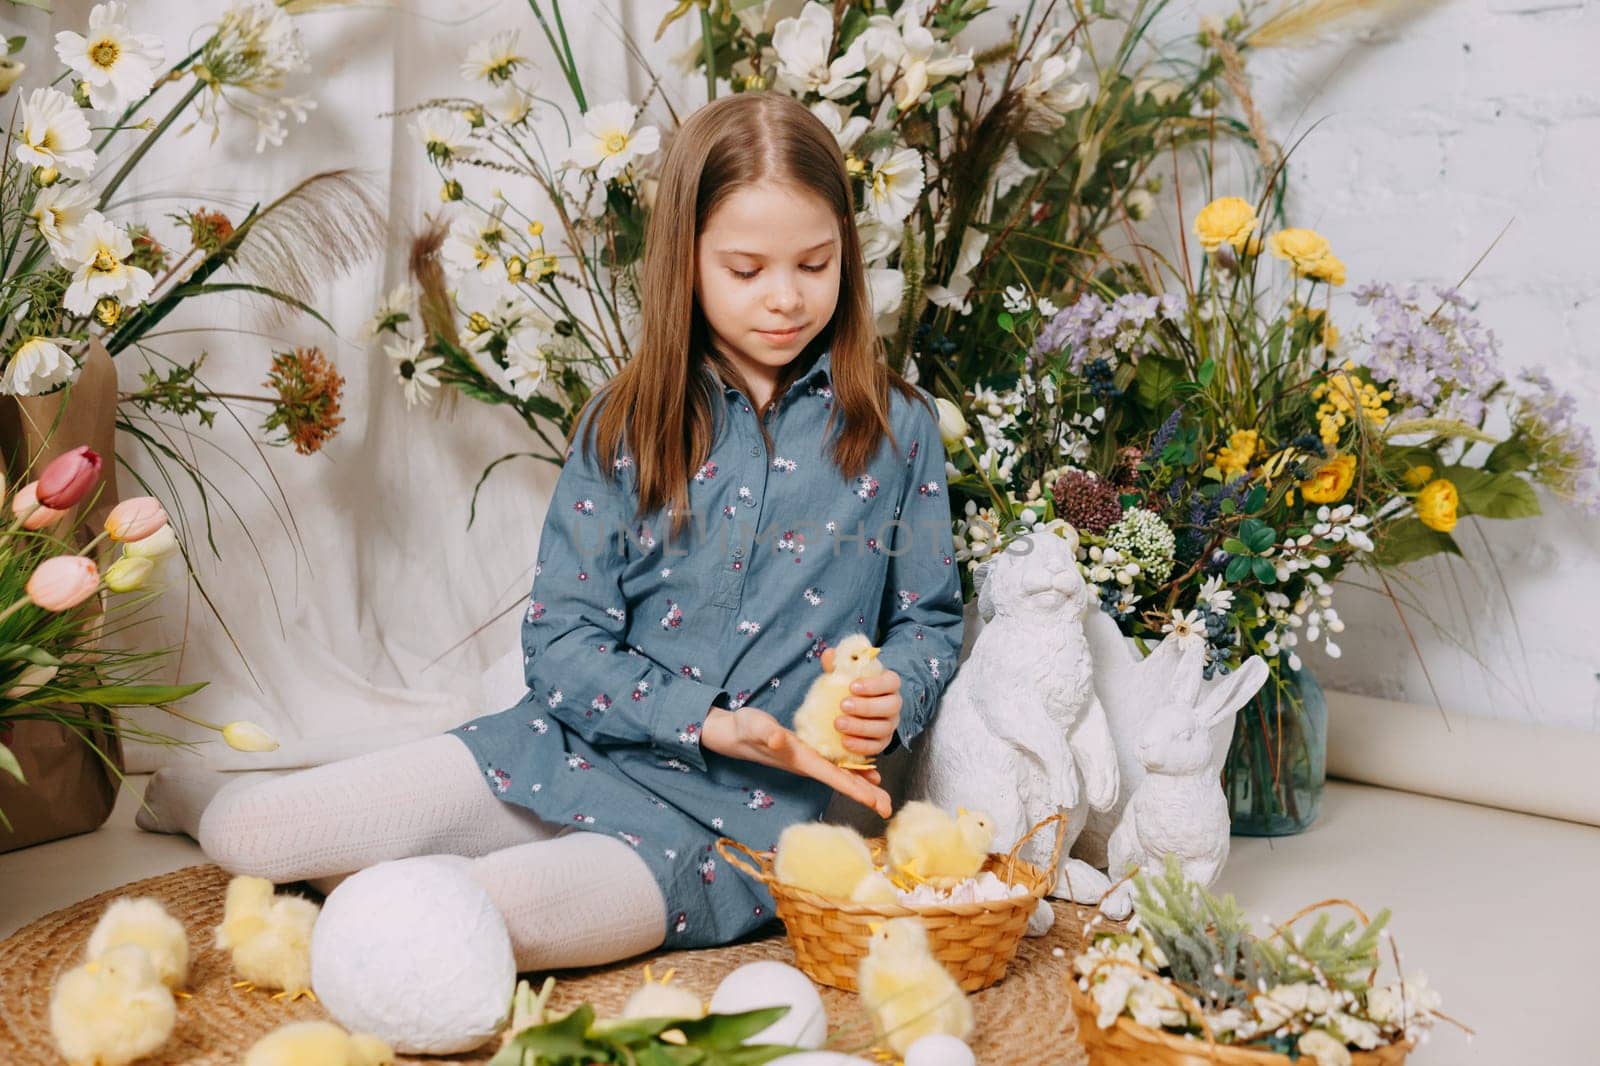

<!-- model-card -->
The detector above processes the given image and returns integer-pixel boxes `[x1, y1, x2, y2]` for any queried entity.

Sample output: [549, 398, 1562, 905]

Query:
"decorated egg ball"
[709, 960, 828, 1049]
[310, 857, 515, 1053]
[904, 1033, 978, 1066]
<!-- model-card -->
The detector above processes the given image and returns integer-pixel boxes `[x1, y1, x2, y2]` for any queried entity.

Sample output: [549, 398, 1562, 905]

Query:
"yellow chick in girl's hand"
[244, 1020, 394, 1066]
[214, 874, 320, 1002]
[794, 633, 884, 770]
[885, 802, 995, 889]
[774, 822, 899, 902]
[858, 918, 974, 1056]
[86, 897, 191, 997]
[49, 942, 177, 1066]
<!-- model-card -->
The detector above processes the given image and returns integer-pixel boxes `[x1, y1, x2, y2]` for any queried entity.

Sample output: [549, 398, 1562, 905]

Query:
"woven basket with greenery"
[716, 811, 1067, 993]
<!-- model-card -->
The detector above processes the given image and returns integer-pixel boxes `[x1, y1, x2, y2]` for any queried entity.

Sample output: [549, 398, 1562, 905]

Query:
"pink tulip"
[26, 555, 101, 612]
[104, 496, 168, 543]
[11, 482, 68, 531]
[37, 446, 102, 510]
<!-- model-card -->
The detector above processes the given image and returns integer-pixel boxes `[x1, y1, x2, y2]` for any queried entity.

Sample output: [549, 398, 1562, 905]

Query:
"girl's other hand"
[702, 705, 891, 818]
[819, 647, 901, 759]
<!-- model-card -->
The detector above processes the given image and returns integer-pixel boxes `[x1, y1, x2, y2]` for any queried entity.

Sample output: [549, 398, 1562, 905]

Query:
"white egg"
[311, 857, 515, 1054]
[709, 960, 828, 1049]
[904, 1033, 978, 1066]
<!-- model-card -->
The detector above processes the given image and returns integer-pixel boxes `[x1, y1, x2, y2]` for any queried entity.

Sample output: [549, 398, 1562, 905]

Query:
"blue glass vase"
[1223, 660, 1327, 836]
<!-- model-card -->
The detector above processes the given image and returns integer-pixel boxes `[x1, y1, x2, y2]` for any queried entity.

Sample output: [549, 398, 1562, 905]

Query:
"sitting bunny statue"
[903, 529, 1120, 889]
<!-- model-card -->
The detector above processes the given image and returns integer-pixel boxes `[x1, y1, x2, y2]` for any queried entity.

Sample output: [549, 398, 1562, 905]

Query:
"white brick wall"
[1164, 1, 1600, 728]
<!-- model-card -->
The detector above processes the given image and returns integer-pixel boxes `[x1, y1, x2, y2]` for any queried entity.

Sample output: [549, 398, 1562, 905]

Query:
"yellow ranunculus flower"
[1305, 253, 1346, 287]
[1300, 454, 1357, 504]
[1416, 478, 1459, 532]
[1403, 465, 1434, 489]
[1268, 227, 1334, 276]
[1193, 197, 1259, 253]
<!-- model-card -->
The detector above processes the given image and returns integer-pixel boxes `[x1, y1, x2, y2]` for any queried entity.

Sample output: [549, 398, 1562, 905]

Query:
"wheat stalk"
[1247, 0, 1426, 48]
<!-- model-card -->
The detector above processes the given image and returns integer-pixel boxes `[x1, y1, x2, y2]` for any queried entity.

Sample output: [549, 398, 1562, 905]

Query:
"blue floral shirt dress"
[449, 348, 965, 950]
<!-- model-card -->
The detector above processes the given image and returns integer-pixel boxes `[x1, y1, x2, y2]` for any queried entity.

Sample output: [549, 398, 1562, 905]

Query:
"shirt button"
[749, 445, 760, 457]
[733, 547, 744, 559]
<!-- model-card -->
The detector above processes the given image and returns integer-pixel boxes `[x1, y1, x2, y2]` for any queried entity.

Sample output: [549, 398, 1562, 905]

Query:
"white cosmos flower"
[860, 10, 972, 111]
[925, 225, 986, 314]
[196, 0, 316, 151]
[503, 335, 549, 400]
[441, 209, 512, 278]
[386, 333, 444, 408]
[2, 337, 78, 396]
[856, 215, 902, 265]
[54, 2, 165, 112]
[15, 89, 97, 179]
[461, 29, 526, 84]
[414, 107, 474, 166]
[364, 282, 418, 339]
[1019, 36, 1089, 131]
[486, 83, 534, 125]
[771, 3, 867, 100]
[62, 216, 154, 315]
[866, 147, 924, 225]
[566, 100, 660, 182]
[808, 99, 869, 154]
[867, 267, 904, 336]
[29, 184, 103, 260]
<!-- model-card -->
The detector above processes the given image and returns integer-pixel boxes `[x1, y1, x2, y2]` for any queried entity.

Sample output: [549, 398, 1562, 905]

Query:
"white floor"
[2, 776, 1594, 1064]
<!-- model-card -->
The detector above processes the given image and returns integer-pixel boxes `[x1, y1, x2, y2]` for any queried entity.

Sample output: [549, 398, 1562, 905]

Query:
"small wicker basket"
[716, 811, 1067, 993]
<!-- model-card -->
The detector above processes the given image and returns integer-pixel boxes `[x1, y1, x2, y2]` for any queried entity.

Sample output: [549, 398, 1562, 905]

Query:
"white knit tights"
[175, 733, 665, 970]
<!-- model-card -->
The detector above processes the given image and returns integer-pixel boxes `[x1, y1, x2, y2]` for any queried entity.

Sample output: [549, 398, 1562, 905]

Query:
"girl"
[149, 92, 964, 968]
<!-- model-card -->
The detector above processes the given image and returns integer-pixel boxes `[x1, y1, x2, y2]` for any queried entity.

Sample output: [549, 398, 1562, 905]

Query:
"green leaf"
[0, 741, 25, 786]
[674, 1007, 791, 1051]
[0, 643, 62, 668]
[7, 34, 26, 53]
[1484, 437, 1535, 475]
[488, 1005, 597, 1066]
[53, 682, 209, 706]
[1251, 557, 1277, 584]
[1239, 518, 1275, 554]
[1219, 497, 1237, 515]
[1373, 518, 1463, 567]
[1225, 556, 1252, 583]
[1197, 358, 1216, 387]
[1445, 467, 1541, 520]
[1134, 356, 1185, 411]
[1244, 485, 1268, 512]
[1222, 538, 1249, 555]
[996, 311, 1015, 333]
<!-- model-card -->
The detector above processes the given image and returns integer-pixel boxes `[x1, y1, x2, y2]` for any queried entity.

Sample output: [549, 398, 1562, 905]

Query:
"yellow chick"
[885, 802, 996, 889]
[49, 942, 177, 1066]
[214, 874, 321, 1002]
[244, 1020, 394, 1066]
[86, 897, 191, 997]
[774, 822, 882, 900]
[794, 633, 884, 770]
[858, 918, 973, 1056]
[620, 964, 706, 1020]
[849, 871, 903, 906]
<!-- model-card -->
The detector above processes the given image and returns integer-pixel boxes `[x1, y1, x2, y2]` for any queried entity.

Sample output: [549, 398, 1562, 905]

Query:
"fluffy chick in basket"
[214, 874, 320, 1002]
[86, 897, 191, 997]
[794, 633, 885, 770]
[885, 802, 995, 890]
[244, 1020, 394, 1066]
[859, 918, 974, 1056]
[49, 942, 177, 1066]
[774, 822, 903, 904]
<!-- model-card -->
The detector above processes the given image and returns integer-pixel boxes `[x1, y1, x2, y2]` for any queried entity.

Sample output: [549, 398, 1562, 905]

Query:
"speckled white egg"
[709, 960, 828, 1049]
[310, 857, 515, 1054]
[904, 1033, 978, 1066]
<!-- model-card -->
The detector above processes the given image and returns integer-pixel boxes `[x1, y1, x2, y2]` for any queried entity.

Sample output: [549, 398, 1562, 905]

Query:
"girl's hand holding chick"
[702, 704, 892, 818]
[818, 644, 902, 761]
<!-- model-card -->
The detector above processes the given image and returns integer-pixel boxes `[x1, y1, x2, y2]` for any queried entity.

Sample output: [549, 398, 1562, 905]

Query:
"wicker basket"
[716, 811, 1067, 993]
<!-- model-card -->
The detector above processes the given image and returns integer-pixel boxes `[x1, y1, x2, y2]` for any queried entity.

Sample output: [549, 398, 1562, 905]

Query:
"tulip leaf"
[0, 643, 62, 667]
[0, 741, 25, 785]
[673, 1007, 791, 1050]
[54, 682, 209, 706]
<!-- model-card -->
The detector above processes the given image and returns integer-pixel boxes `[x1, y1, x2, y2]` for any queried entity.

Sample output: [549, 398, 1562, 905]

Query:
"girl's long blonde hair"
[577, 92, 922, 539]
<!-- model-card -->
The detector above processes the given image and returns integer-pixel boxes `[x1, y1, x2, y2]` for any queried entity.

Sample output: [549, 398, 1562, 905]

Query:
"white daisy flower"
[461, 29, 527, 84]
[414, 107, 474, 167]
[195, 0, 315, 151]
[62, 216, 155, 315]
[866, 147, 924, 225]
[15, 88, 97, 179]
[28, 184, 103, 260]
[808, 99, 869, 153]
[364, 282, 418, 339]
[771, 4, 867, 100]
[504, 336, 549, 400]
[1, 337, 78, 397]
[386, 333, 445, 408]
[54, 2, 165, 112]
[1197, 574, 1235, 613]
[566, 100, 660, 183]
[1161, 609, 1205, 644]
[441, 208, 511, 278]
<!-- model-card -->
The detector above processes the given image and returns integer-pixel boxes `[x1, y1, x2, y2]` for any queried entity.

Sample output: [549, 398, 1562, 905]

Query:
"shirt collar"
[705, 347, 832, 399]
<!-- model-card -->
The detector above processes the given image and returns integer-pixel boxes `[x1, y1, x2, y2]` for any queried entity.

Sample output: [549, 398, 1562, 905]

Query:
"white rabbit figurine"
[905, 530, 1120, 893]
[1092, 632, 1268, 918]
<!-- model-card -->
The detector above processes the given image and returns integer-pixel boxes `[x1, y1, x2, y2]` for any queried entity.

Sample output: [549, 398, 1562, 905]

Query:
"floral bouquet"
[938, 194, 1598, 831]
[1069, 856, 1464, 1064]
[375, 0, 1318, 516]
[1, 0, 379, 497]
[0, 444, 277, 832]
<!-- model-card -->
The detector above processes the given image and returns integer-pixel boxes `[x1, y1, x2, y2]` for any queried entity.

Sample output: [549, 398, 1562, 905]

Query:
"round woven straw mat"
[0, 864, 1105, 1065]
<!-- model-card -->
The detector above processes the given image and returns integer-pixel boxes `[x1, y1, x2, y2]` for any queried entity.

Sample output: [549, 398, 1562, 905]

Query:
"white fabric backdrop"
[4, 0, 1597, 777]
